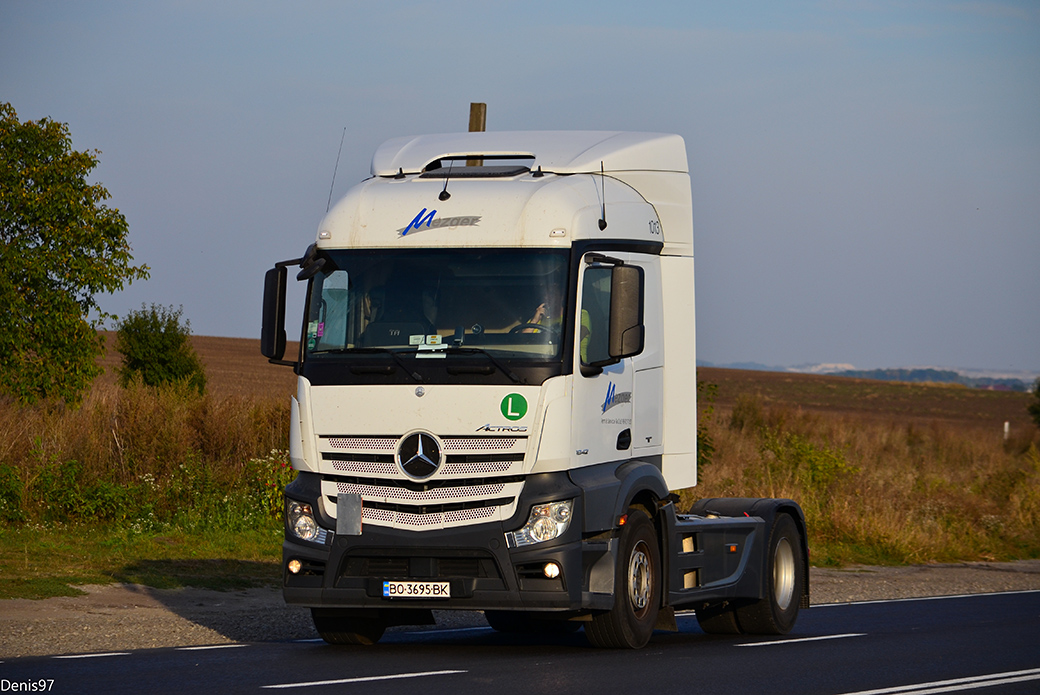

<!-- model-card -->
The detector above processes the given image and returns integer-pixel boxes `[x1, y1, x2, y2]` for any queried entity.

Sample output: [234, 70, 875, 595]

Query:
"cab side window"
[580, 267, 612, 365]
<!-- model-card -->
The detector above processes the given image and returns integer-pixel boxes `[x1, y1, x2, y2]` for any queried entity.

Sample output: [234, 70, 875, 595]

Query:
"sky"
[2, 1, 1038, 374]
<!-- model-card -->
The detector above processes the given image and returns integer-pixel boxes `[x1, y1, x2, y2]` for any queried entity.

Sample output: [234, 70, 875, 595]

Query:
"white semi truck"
[261, 130, 808, 648]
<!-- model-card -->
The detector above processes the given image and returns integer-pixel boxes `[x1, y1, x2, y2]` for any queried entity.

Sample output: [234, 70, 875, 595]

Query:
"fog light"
[288, 559, 302, 574]
[543, 562, 561, 579]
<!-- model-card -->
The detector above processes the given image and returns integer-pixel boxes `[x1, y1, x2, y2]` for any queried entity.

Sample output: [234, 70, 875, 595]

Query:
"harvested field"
[98, 332, 299, 398]
[699, 366, 1034, 436]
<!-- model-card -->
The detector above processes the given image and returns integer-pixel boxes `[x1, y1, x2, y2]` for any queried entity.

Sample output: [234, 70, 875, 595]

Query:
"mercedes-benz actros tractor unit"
[261, 130, 808, 649]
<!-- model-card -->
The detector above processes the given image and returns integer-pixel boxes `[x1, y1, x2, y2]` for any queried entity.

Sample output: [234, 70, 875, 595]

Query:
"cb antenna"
[439, 159, 454, 201]
[326, 127, 347, 213]
[598, 161, 608, 230]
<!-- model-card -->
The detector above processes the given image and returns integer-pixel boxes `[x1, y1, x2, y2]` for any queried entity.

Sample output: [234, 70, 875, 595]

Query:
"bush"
[0, 463, 23, 522]
[115, 304, 206, 394]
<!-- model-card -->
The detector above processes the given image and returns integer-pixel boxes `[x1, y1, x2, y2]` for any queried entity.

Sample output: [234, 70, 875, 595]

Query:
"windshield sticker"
[501, 393, 528, 421]
[409, 334, 442, 346]
[399, 207, 482, 236]
[602, 382, 632, 414]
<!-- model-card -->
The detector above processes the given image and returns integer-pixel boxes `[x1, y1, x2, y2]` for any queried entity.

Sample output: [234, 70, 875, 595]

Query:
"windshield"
[303, 249, 569, 363]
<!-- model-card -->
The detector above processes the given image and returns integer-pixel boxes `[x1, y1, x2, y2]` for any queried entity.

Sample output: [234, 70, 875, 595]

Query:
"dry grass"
[0, 336, 296, 526]
[2, 338, 1037, 570]
[685, 377, 1040, 566]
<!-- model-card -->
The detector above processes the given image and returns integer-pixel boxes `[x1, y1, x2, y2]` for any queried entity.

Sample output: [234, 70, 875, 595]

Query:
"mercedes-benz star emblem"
[396, 432, 442, 480]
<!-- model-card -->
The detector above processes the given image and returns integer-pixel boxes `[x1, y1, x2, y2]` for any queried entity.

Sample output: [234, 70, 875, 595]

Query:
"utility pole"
[468, 102, 486, 132]
[467, 102, 486, 166]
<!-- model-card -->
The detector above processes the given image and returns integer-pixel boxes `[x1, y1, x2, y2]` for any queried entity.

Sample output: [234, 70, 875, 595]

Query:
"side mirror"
[608, 264, 644, 360]
[261, 266, 287, 360]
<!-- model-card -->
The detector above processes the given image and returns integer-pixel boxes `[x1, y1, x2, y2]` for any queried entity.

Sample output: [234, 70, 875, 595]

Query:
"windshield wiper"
[441, 346, 524, 384]
[311, 347, 425, 383]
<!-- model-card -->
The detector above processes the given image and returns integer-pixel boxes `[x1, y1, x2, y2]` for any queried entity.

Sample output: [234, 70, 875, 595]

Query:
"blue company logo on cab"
[602, 382, 632, 414]
[399, 208, 482, 236]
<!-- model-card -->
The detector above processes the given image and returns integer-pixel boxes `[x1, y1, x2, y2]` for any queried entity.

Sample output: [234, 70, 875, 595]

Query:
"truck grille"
[340, 553, 500, 580]
[317, 434, 527, 530]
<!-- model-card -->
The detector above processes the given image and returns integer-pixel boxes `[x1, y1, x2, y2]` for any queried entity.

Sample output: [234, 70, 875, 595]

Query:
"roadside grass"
[682, 390, 1040, 567]
[0, 378, 292, 600]
[0, 522, 283, 600]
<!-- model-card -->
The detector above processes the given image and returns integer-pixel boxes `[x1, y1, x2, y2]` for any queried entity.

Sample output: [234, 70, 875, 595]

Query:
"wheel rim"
[773, 537, 796, 610]
[628, 541, 652, 616]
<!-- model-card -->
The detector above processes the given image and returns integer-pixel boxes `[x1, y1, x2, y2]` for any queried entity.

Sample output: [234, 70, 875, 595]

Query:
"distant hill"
[698, 360, 1034, 392]
[830, 368, 1030, 392]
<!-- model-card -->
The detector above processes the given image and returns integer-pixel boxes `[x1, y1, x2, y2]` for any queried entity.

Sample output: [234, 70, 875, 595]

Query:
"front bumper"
[282, 472, 617, 612]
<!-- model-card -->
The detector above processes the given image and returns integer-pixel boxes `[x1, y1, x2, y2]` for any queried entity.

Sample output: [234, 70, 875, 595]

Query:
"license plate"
[382, 581, 451, 599]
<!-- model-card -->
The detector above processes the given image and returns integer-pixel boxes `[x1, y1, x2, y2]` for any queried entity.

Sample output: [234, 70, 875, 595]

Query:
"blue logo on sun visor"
[401, 208, 436, 236]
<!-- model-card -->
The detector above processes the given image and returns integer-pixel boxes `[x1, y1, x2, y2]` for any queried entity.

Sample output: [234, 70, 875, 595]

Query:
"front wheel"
[735, 513, 804, 634]
[585, 508, 660, 649]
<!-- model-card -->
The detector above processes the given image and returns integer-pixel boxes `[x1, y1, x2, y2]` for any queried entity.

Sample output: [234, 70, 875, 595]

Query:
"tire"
[695, 600, 742, 635]
[585, 508, 661, 649]
[311, 609, 386, 645]
[734, 513, 804, 634]
[485, 611, 582, 634]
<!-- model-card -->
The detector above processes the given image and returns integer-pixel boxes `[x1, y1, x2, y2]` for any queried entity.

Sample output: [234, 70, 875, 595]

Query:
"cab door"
[570, 252, 649, 469]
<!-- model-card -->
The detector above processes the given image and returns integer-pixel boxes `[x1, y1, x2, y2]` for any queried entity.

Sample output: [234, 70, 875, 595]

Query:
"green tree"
[115, 304, 206, 394]
[1029, 378, 1040, 430]
[0, 102, 149, 405]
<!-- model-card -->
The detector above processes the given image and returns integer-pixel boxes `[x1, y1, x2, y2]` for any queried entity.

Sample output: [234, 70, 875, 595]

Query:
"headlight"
[287, 499, 320, 542]
[505, 499, 574, 548]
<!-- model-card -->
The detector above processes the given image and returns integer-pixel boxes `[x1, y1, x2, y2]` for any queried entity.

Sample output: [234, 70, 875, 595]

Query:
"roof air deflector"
[420, 155, 535, 179]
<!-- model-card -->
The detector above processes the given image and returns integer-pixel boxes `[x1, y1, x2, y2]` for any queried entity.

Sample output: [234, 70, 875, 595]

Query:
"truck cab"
[262, 131, 807, 648]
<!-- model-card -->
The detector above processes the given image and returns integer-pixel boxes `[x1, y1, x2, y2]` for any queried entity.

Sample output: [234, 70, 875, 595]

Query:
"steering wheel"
[509, 323, 559, 340]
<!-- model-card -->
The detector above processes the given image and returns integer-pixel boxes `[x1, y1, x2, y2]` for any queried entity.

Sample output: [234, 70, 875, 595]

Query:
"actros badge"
[396, 431, 443, 480]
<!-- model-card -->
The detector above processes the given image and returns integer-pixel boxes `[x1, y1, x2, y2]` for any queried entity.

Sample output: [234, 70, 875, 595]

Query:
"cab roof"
[371, 131, 688, 178]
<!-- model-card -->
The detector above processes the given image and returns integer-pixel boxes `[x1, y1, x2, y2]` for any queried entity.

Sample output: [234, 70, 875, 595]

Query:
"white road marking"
[811, 588, 1040, 607]
[262, 669, 467, 689]
[834, 667, 1040, 695]
[53, 652, 131, 659]
[176, 644, 248, 651]
[404, 626, 494, 636]
[736, 632, 865, 647]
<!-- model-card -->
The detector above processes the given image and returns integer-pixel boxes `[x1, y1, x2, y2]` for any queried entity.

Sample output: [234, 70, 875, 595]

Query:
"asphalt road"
[2, 590, 1038, 695]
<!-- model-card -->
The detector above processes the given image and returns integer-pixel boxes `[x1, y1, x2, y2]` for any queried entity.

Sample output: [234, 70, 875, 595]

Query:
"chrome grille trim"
[335, 480, 508, 502]
[317, 433, 528, 530]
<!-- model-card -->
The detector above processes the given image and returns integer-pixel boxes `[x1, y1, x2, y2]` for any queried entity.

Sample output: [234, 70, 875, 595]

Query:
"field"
[701, 366, 1035, 434]
[95, 332, 300, 398]
[0, 335, 1037, 599]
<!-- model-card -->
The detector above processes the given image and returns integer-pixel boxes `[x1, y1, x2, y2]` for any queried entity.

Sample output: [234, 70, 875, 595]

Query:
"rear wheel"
[734, 513, 803, 634]
[585, 508, 660, 649]
[311, 609, 386, 645]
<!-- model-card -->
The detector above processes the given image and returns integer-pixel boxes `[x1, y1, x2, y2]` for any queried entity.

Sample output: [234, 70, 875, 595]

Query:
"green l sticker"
[500, 393, 528, 421]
